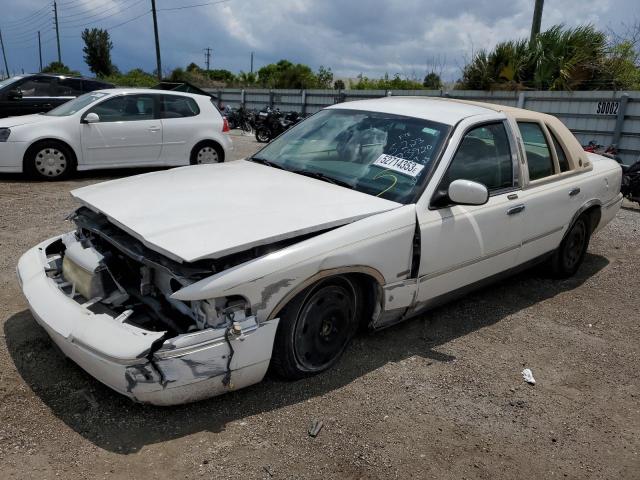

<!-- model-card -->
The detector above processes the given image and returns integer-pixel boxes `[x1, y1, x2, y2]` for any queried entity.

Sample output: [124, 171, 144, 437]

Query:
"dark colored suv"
[0, 74, 113, 118]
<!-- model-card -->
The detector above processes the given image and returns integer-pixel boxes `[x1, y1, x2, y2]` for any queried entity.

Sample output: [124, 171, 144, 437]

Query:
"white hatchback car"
[0, 88, 232, 179]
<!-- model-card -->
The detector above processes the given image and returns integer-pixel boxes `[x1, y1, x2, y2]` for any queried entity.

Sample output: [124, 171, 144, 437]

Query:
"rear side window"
[55, 78, 82, 96]
[18, 77, 54, 97]
[548, 129, 570, 172]
[441, 122, 513, 192]
[161, 95, 200, 118]
[518, 122, 555, 181]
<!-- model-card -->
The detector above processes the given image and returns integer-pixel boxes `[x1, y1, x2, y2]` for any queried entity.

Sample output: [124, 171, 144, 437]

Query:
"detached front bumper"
[17, 236, 278, 406]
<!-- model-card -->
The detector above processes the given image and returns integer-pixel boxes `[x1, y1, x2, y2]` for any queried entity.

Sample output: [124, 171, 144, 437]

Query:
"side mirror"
[448, 179, 489, 206]
[7, 89, 22, 100]
[82, 112, 100, 124]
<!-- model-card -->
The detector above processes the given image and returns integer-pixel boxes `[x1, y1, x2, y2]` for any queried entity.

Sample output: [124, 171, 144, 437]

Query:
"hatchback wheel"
[255, 127, 271, 143]
[271, 277, 360, 380]
[24, 141, 75, 180]
[190, 142, 223, 165]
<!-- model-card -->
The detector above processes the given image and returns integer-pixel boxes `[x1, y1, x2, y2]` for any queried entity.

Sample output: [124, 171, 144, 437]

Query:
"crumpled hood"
[71, 160, 401, 262]
[0, 113, 55, 128]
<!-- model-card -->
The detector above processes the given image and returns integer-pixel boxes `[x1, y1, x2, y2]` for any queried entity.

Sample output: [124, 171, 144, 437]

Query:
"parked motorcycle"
[583, 141, 640, 206]
[254, 107, 302, 143]
[225, 106, 254, 134]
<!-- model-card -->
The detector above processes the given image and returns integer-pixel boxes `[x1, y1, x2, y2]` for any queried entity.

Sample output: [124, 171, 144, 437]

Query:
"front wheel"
[549, 214, 591, 278]
[255, 127, 271, 143]
[24, 141, 76, 180]
[271, 277, 360, 380]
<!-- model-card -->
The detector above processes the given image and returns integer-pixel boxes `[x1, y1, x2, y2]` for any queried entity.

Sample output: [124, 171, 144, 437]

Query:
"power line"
[1, 4, 51, 28]
[157, 0, 232, 12]
[59, 0, 144, 25]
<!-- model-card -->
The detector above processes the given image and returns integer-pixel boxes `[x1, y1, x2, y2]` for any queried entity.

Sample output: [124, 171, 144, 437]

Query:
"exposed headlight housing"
[195, 296, 250, 329]
[0, 128, 10, 142]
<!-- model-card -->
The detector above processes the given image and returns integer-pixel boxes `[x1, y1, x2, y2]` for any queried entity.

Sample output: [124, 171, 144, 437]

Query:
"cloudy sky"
[0, 0, 637, 81]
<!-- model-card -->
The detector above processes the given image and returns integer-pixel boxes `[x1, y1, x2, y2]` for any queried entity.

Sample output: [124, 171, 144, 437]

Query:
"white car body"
[0, 88, 232, 175]
[17, 98, 623, 405]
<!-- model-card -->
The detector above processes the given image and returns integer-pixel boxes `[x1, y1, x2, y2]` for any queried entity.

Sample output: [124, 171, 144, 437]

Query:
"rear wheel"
[190, 141, 223, 164]
[271, 277, 359, 380]
[24, 140, 76, 180]
[549, 214, 591, 278]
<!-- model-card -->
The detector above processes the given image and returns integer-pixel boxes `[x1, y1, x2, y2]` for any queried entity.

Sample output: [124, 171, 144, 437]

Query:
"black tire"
[23, 140, 76, 180]
[190, 141, 224, 165]
[271, 277, 360, 380]
[549, 214, 591, 278]
[241, 121, 252, 134]
[255, 127, 271, 143]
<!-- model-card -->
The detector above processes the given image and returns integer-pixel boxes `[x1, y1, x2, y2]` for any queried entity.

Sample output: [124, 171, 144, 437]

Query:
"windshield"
[0, 76, 23, 90]
[45, 91, 110, 116]
[252, 108, 450, 203]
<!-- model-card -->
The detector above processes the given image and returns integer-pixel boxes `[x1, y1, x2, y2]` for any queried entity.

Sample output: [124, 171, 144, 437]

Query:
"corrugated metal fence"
[206, 88, 640, 164]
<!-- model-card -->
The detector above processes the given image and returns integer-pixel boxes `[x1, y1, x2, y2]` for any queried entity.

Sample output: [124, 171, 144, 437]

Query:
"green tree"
[423, 72, 442, 89]
[81, 28, 114, 77]
[102, 68, 157, 87]
[41, 61, 80, 76]
[458, 24, 638, 91]
[257, 60, 318, 88]
[333, 79, 346, 90]
[316, 65, 333, 88]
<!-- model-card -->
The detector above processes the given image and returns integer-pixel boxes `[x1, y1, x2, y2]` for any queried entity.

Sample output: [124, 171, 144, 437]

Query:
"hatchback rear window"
[161, 95, 200, 118]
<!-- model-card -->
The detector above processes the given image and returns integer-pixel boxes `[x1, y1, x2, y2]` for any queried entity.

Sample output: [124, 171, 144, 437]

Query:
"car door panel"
[80, 94, 162, 167]
[415, 120, 523, 304]
[159, 95, 201, 165]
[514, 121, 581, 263]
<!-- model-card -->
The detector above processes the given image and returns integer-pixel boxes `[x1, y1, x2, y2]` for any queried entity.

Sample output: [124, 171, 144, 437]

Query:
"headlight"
[0, 128, 10, 142]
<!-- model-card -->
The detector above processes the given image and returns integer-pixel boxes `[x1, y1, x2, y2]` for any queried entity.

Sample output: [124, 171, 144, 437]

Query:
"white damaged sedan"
[17, 98, 622, 405]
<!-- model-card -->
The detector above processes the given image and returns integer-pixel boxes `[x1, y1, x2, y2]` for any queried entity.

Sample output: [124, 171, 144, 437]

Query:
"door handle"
[569, 187, 581, 197]
[148, 126, 160, 132]
[507, 204, 525, 215]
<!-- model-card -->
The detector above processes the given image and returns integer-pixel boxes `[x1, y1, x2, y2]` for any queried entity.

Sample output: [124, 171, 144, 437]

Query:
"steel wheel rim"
[293, 283, 356, 372]
[35, 148, 67, 177]
[196, 146, 219, 164]
[564, 220, 586, 269]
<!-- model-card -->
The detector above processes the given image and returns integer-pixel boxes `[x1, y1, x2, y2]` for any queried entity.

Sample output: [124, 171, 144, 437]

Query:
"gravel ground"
[0, 131, 639, 479]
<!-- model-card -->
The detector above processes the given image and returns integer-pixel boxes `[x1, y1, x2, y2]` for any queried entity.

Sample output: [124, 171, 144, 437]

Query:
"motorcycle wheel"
[256, 127, 271, 143]
[241, 121, 253, 134]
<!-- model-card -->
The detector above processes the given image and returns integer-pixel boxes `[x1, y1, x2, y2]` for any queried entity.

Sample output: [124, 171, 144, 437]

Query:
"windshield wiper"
[247, 156, 284, 169]
[290, 169, 354, 189]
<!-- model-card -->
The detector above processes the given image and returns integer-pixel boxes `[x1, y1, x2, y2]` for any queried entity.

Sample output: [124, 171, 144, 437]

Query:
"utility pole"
[150, 0, 162, 80]
[250, 51, 254, 74]
[204, 47, 212, 71]
[0, 29, 8, 78]
[38, 31, 43, 72]
[529, 0, 544, 43]
[53, 1, 61, 63]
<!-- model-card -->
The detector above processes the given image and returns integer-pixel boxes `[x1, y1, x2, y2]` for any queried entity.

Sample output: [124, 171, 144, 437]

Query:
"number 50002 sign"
[595, 101, 620, 115]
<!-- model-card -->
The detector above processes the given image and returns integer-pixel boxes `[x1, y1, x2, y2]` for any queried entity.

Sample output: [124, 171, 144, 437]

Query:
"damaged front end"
[17, 207, 279, 406]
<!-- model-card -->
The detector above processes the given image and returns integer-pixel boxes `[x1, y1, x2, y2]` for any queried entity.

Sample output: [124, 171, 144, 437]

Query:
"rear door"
[416, 121, 524, 303]
[158, 94, 202, 165]
[80, 93, 163, 167]
[514, 121, 582, 263]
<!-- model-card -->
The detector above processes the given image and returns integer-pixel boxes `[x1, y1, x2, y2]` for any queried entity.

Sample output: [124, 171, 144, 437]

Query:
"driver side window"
[88, 94, 156, 122]
[441, 122, 513, 193]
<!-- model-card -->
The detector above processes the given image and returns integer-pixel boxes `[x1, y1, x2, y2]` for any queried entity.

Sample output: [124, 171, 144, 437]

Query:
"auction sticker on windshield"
[372, 154, 425, 178]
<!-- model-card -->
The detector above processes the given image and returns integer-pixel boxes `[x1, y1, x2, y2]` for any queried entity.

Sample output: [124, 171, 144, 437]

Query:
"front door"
[81, 93, 162, 167]
[416, 121, 524, 303]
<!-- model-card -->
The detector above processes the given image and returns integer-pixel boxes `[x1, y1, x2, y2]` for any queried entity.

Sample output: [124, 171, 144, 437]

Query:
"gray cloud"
[1, 0, 636, 81]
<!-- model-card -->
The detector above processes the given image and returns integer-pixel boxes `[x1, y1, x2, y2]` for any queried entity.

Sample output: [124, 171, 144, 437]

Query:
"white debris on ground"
[521, 368, 536, 385]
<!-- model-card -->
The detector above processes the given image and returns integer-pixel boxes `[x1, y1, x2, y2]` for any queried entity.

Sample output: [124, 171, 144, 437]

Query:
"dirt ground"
[1, 131, 639, 479]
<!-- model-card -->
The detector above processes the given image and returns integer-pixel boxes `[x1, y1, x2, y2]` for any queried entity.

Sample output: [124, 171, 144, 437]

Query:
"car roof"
[328, 96, 561, 126]
[328, 97, 501, 126]
[93, 87, 208, 98]
[21, 73, 111, 82]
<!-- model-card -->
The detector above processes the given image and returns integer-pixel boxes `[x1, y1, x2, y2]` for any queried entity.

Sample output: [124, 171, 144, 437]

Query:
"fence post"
[517, 91, 526, 108]
[301, 89, 307, 115]
[241, 89, 245, 107]
[217, 89, 222, 109]
[269, 89, 274, 108]
[612, 93, 629, 148]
